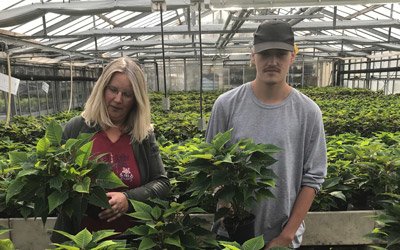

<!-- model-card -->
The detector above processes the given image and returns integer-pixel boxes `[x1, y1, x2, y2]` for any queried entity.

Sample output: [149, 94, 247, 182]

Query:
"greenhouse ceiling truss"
[0, 0, 399, 66]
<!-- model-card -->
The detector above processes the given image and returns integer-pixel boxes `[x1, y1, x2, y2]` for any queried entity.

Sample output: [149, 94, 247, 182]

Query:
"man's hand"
[98, 192, 129, 222]
[264, 233, 293, 250]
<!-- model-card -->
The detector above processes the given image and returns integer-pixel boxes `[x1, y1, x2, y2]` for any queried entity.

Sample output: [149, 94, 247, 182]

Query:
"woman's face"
[104, 72, 135, 125]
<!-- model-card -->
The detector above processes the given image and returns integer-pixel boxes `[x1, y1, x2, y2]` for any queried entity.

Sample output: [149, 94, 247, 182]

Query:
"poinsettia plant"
[126, 198, 218, 249]
[3, 120, 126, 224]
[184, 129, 279, 242]
[51, 228, 128, 250]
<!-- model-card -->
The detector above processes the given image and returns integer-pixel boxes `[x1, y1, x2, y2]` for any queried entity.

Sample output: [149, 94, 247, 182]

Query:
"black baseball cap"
[253, 20, 294, 53]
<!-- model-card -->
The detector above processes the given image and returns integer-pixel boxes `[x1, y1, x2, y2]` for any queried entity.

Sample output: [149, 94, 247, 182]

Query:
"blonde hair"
[81, 57, 151, 143]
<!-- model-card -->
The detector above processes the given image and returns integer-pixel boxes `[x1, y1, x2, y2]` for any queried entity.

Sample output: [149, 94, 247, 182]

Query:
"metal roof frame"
[0, 1, 399, 65]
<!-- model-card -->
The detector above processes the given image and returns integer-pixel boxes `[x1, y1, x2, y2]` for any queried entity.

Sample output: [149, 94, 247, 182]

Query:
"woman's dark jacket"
[51, 116, 170, 243]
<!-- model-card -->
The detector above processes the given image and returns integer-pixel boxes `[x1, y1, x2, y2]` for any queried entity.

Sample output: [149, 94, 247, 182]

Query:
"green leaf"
[91, 240, 119, 250]
[51, 230, 77, 242]
[74, 228, 92, 248]
[48, 190, 68, 213]
[92, 229, 120, 243]
[64, 138, 79, 151]
[243, 235, 265, 250]
[131, 200, 153, 214]
[212, 130, 232, 151]
[130, 211, 154, 221]
[46, 120, 62, 146]
[75, 141, 93, 167]
[73, 177, 91, 193]
[323, 177, 341, 189]
[6, 178, 25, 203]
[95, 171, 126, 189]
[0, 228, 10, 236]
[127, 225, 150, 236]
[8, 152, 28, 165]
[151, 206, 162, 220]
[192, 154, 214, 160]
[49, 175, 64, 191]
[187, 207, 207, 214]
[51, 244, 79, 250]
[329, 191, 347, 201]
[0, 239, 15, 250]
[87, 186, 110, 209]
[138, 237, 157, 250]
[36, 137, 51, 156]
[218, 241, 241, 250]
[214, 153, 233, 165]
[164, 235, 182, 248]
[16, 168, 38, 178]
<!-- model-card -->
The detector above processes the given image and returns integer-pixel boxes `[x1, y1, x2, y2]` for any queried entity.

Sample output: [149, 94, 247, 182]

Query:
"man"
[206, 20, 327, 249]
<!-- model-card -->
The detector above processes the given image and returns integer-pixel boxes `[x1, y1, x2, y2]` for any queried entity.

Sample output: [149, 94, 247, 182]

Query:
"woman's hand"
[98, 192, 129, 222]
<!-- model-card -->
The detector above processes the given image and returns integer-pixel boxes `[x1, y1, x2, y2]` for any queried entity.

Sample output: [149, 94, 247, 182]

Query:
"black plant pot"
[224, 214, 255, 244]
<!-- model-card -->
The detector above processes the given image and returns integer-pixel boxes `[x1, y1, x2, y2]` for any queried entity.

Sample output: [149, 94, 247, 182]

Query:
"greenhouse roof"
[0, 0, 399, 66]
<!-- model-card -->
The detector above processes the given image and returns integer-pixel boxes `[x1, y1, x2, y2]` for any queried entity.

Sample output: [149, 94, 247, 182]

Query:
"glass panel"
[28, 81, 39, 113]
[17, 81, 30, 115]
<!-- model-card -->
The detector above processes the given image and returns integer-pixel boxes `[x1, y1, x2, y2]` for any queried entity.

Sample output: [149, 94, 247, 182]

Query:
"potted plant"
[2, 120, 126, 225]
[367, 193, 400, 250]
[184, 129, 279, 243]
[125, 198, 218, 249]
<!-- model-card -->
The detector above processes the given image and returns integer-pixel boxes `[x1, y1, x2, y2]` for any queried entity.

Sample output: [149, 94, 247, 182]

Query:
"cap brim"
[253, 42, 294, 53]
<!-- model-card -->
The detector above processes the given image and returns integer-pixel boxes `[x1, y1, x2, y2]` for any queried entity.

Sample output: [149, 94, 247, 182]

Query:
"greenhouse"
[0, 0, 399, 250]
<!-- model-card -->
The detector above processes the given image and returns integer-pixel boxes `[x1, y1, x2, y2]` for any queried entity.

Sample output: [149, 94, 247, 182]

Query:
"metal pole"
[158, 2, 170, 111]
[160, 5, 167, 98]
[68, 56, 73, 112]
[198, 1, 204, 122]
[5, 51, 12, 126]
[155, 61, 160, 92]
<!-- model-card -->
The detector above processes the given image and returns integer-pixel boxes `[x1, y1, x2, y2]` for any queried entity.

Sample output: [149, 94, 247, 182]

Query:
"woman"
[51, 57, 170, 243]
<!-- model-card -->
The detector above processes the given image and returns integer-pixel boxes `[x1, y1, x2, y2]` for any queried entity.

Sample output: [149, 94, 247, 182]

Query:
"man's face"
[252, 49, 295, 86]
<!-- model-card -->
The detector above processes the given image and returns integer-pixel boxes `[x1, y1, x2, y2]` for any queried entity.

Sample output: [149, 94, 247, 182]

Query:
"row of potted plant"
[1, 87, 400, 147]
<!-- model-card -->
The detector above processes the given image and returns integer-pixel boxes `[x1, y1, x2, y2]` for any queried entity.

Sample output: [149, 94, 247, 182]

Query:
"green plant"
[3, 120, 126, 224]
[0, 226, 15, 250]
[184, 129, 279, 239]
[219, 235, 290, 250]
[368, 193, 400, 250]
[219, 235, 264, 250]
[52, 228, 128, 250]
[125, 198, 218, 250]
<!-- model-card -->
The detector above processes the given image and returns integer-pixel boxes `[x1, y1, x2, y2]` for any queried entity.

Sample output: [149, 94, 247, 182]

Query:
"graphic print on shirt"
[111, 153, 135, 186]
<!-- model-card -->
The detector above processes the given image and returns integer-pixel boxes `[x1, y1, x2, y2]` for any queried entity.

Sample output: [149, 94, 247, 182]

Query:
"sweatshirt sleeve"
[301, 109, 327, 192]
[205, 97, 229, 143]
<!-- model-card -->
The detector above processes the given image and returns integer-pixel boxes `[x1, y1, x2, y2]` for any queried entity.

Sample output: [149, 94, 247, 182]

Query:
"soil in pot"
[223, 214, 255, 244]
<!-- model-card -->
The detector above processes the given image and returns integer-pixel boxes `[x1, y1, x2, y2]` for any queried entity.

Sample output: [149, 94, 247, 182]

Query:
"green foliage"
[219, 235, 264, 250]
[159, 136, 218, 211]
[52, 228, 128, 250]
[126, 198, 218, 250]
[1, 120, 126, 223]
[219, 235, 290, 250]
[302, 87, 400, 137]
[312, 132, 400, 211]
[184, 129, 279, 221]
[0, 226, 15, 250]
[0, 110, 80, 154]
[368, 194, 400, 250]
